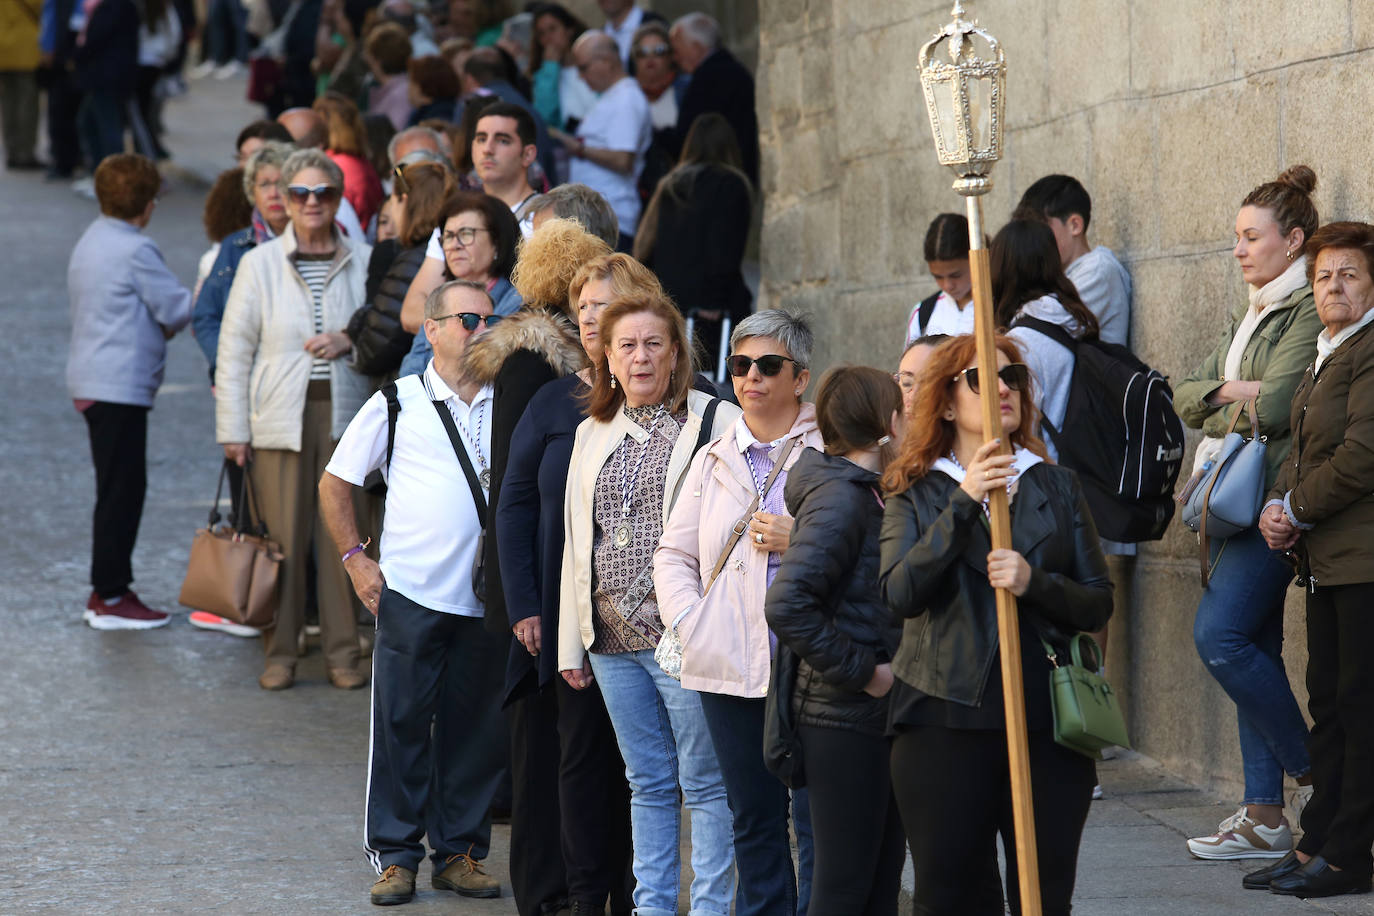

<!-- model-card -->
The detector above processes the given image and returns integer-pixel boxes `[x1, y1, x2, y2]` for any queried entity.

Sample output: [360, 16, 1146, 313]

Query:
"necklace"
[743, 441, 776, 499]
[450, 398, 491, 489]
[612, 405, 666, 549]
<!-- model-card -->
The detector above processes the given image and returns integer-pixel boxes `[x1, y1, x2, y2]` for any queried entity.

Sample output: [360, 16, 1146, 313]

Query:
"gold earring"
[610, 375, 617, 389]
[1286, 249, 1295, 260]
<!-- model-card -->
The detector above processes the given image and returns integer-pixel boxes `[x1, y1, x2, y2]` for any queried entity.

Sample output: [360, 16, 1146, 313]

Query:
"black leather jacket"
[879, 462, 1112, 709]
[765, 449, 901, 736]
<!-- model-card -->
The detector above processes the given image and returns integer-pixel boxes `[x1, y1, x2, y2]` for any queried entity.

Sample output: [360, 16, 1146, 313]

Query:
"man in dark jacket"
[72, 0, 139, 167]
[669, 12, 758, 184]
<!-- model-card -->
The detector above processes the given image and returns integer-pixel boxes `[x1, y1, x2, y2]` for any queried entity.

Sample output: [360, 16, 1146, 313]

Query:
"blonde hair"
[510, 217, 613, 315]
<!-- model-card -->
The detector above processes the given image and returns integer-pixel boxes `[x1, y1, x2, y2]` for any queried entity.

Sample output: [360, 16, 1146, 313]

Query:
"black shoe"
[7, 157, 43, 171]
[1270, 856, 1372, 898]
[568, 901, 604, 916]
[1243, 850, 1302, 890]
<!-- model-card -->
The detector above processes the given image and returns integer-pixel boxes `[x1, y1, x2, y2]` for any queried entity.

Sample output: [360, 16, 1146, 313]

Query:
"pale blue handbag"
[1180, 398, 1267, 586]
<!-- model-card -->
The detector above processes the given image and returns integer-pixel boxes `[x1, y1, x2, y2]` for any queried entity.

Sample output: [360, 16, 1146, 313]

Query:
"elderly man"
[321, 280, 508, 906]
[556, 32, 650, 251]
[670, 12, 758, 183]
[276, 106, 368, 240]
[522, 182, 619, 247]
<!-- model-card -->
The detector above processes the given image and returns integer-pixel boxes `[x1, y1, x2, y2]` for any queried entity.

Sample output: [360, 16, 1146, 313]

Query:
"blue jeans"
[793, 787, 812, 916]
[589, 649, 734, 916]
[1193, 526, 1310, 805]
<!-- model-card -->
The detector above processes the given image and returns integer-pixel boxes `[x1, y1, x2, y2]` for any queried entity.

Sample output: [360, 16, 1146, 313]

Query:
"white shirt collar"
[933, 446, 1044, 486]
[423, 360, 493, 408]
[603, 5, 645, 44]
[733, 416, 785, 453]
[1315, 307, 1374, 373]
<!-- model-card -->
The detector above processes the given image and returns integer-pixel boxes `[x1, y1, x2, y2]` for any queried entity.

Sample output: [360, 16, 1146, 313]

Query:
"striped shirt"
[294, 253, 333, 380]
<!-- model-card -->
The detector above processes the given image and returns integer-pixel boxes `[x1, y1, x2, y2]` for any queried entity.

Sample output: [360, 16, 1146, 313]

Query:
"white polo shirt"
[326, 362, 493, 616]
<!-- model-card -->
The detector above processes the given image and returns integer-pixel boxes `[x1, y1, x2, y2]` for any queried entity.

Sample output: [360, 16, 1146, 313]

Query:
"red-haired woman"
[313, 91, 384, 230]
[879, 334, 1113, 916]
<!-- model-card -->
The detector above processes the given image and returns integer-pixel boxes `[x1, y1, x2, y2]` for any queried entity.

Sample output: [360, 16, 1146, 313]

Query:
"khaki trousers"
[251, 385, 361, 672]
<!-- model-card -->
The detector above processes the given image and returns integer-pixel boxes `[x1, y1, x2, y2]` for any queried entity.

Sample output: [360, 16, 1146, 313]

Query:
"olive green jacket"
[1174, 286, 1320, 491]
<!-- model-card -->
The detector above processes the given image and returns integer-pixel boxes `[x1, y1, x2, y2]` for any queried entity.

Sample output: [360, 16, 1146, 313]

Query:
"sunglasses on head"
[286, 184, 340, 205]
[726, 354, 801, 378]
[392, 161, 444, 197]
[952, 363, 1031, 395]
[633, 43, 671, 58]
[434, 312, 503, 331]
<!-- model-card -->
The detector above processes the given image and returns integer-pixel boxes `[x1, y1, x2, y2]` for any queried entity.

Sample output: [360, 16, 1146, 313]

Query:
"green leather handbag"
[1039, 633, 1130, 759]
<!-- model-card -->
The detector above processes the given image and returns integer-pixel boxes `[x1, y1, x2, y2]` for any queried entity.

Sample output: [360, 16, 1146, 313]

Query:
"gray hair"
[387, 126, 445, 169]
[241, 141, 295, 202]
[519, 183, 619, 247]
[280, 148, 344, 192]
[672, 12, 720, 52]
[730, 308, 814, 370]
[424, 279, 494, 320]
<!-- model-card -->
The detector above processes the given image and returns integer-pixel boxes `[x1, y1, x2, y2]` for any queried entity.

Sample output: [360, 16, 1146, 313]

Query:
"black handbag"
[763, 642, 806, 789]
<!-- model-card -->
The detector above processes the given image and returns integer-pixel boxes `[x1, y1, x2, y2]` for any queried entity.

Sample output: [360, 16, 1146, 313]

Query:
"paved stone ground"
[2, 74, 1371, 916]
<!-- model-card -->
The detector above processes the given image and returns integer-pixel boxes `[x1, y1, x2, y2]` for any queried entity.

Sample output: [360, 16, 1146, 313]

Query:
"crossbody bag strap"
[1197, 397, 1257, 589]
[705, 437, 800, 590]
[429, 400, 488, 524]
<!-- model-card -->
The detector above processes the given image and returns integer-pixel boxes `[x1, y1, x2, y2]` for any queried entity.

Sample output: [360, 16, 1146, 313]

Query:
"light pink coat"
[654, 403, 823, 698]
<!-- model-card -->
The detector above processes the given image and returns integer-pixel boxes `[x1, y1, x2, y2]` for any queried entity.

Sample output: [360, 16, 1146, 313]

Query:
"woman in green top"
[1173, 165, 1321, 863]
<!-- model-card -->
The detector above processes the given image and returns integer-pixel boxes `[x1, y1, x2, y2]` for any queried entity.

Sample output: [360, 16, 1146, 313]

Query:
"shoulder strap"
[1012, 314, 1078, 352]
[428, 400, 489, 525]
[693, 398, 722, 457]
[917, 292, 940, 335]
[1197, 398, 1258, 588]
[705, 437, 801, 590]
[381, 383, 401, 473]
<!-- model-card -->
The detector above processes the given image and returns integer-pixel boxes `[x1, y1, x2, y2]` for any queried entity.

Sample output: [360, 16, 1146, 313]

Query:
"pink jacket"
[654, 403, 823, 698]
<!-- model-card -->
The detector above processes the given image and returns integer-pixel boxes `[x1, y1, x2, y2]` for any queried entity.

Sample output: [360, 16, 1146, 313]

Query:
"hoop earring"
[1286, 249, 1296, 261]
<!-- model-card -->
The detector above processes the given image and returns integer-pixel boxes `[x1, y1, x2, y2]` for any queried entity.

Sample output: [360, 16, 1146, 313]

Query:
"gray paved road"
[2, 74, 1372, 916]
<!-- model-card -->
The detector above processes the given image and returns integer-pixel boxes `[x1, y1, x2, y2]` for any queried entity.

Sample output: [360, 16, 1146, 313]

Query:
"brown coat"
[1270, 321, 1374, 587]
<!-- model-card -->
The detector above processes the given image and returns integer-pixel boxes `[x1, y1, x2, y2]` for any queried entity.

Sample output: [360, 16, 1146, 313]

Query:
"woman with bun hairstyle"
[763, 366, 906, 915]
[1174, 165, 1321, 861]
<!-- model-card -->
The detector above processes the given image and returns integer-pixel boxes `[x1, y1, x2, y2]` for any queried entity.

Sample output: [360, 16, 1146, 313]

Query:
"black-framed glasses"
[440, 226, 490, 248]
[952, 363, 1030, 395]
[286, 184, 340, 206]
[726, 354, 801, 378]
[633, 43, 671, 58]
[434, 312, 503, 331]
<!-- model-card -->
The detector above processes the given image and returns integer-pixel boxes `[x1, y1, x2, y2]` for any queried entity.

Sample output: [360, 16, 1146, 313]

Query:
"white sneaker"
[1186, 806, 1292, 860]
[213, 61, 243, 80]
[188, 60, 218, 79]
[188, 611, 261, 638]
[1288, 785, 1314, 829]
[70, 176, 95, 199]
[1092, 784, 1104, 800]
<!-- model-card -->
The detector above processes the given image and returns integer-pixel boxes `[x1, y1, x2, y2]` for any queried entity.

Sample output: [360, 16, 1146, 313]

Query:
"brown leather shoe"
[328, 666, 369, 690]
[258, 665, 294, 690]
[432, 851, 500, 898]
[370, 864, 416, 905]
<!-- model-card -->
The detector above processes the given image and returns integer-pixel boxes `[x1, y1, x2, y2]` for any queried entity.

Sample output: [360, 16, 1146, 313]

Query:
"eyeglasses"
[434, 312, 503, 331]
[725, 354, 801, 378]
[951, 363, 1031, 395]
[286, 184, 340, 206]
[893, 371, 917, 393]
[633, 43, 671, 58]
[440, 226, 490, 248]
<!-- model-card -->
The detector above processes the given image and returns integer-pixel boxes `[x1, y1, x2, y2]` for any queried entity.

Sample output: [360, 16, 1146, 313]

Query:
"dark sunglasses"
[434, 312, 503, 331]
[633, 43, 671, 58]
[952, 363, 1031, 395]
[286, 184, 340, 205]
[726, 354, 801, 378]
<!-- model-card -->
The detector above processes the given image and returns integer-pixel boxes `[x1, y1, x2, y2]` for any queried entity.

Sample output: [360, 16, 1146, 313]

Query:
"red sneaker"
[83, 591, 171, 630]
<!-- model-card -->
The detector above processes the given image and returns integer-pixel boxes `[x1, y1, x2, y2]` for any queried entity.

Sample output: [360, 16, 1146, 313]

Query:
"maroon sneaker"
[83, 591, 171, 630]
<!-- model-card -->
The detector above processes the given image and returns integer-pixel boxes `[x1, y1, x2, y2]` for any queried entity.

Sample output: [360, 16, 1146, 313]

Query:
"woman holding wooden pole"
[879, 333, 1113, 915]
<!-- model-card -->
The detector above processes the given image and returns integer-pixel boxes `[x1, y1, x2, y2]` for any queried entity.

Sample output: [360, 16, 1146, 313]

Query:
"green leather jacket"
[1174, 285, 1321, 492]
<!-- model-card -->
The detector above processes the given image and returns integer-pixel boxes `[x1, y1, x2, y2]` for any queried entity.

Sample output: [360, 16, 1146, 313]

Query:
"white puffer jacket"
[214, 225, 373, 450]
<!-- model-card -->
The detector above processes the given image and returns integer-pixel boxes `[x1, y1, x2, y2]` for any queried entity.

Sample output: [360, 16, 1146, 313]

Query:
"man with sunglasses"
[321, 279, 510, 906]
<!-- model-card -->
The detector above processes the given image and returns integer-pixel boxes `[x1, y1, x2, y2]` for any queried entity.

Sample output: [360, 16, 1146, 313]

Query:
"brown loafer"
[329, 666, 369, 690]
[258, 665, 294, 691]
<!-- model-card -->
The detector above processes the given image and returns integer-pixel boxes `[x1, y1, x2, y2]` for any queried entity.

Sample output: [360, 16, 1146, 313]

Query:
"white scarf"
[1315, 305, 1374, 373]
[1193, 256, 1309, 472]
[934, 446, 1044, 513]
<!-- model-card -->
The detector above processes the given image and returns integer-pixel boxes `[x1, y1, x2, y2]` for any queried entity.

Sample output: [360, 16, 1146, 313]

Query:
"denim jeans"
[1193, 526, 1310, 805]
[793, 787, 812, 916]
[589, 649, 734, 916]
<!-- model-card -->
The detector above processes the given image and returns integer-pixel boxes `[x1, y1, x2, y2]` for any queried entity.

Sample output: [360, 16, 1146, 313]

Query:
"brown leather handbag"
[178, 462, 282, 627]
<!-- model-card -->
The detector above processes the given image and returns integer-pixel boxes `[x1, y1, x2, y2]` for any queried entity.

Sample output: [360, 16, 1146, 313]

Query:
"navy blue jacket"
[73, 0, 139, 97]
[675, 48, 759, 184]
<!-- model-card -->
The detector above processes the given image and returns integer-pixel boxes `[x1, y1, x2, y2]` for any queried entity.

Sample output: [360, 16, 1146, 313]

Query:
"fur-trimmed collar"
[461, 307, 586, 385]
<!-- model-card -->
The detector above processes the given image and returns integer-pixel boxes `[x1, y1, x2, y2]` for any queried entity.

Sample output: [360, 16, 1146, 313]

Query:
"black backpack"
[1012, 316, 1185, 542]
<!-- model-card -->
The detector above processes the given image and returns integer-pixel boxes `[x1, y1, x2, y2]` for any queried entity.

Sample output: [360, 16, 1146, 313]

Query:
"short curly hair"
[95, 153, 161, 220]
[509, 217, 613, 315]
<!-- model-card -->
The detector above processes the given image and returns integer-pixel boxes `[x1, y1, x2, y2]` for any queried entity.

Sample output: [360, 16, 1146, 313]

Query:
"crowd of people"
[42, 0, 1374, 912]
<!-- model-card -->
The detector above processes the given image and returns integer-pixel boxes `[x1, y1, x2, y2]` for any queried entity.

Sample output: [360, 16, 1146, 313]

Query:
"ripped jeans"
[1193, 526, 1310, 806]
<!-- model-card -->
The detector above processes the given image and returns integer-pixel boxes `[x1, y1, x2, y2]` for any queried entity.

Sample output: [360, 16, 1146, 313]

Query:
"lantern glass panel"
[968, 73, 991, 150]
[933, 76, 963, 160]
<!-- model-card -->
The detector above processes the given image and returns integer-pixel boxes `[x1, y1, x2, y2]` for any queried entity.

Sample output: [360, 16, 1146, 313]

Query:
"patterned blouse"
[590, 403, 686, 654]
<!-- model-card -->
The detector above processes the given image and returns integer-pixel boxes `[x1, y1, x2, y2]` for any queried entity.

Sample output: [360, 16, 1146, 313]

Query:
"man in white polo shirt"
[319, 280, 507, 907]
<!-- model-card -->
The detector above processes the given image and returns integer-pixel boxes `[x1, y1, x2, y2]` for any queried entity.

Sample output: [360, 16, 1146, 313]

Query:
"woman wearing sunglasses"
[397, 192, 524, 377]
[215, 148, 374, 692]
[655, 309, 823, 916]
[880, 333, 1112, 915]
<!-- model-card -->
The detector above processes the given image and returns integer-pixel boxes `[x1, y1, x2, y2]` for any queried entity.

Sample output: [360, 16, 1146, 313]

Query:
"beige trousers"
[250, 384, 361, 672]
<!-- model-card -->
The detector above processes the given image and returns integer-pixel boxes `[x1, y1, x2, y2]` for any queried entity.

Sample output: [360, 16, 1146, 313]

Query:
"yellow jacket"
[0, 0, 42, 71]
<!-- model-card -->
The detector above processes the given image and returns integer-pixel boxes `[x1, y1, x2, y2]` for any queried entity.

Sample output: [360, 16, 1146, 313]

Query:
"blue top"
[397, 277, 523, 378]
[66, 217, 192, 407]
[192, 225, 258, 380]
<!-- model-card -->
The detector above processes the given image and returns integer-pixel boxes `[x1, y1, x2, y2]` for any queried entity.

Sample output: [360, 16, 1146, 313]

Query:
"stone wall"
[757, 0, 1374, 796]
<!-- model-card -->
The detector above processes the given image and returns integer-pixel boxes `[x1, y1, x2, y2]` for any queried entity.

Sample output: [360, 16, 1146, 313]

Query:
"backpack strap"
[1011, 314, 1078, 351]
[429, 400, 489, 524]
[917, 292, 941, 336]
[693, 397, 722, 457]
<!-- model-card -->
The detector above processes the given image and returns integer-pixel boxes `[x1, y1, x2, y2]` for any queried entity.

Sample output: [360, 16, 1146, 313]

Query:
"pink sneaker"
[187, 611, 261, 638]
[83, 591, 171, 630]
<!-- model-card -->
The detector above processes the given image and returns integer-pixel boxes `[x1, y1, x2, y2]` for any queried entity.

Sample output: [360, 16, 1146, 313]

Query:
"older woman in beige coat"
[215, 148, 373, 691]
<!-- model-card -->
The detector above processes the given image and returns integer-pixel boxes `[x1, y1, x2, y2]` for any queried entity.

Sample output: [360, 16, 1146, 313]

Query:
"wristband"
[341, 537, 371, 564]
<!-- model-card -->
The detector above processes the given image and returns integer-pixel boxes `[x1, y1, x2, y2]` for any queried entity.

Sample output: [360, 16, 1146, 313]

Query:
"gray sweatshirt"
[66, 216, 192, 407]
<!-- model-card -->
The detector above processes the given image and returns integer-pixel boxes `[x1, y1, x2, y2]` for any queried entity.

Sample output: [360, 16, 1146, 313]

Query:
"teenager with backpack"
[906, 212, 975, 344]
[1173, 166, 1321, 862]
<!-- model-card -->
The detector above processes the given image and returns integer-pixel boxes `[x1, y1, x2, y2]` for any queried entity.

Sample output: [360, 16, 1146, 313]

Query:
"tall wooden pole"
[966, 194, 1042, 916]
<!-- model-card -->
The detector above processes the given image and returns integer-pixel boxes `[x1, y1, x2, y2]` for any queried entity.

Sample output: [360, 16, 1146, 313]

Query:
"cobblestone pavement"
[2, 75, 1371, 916]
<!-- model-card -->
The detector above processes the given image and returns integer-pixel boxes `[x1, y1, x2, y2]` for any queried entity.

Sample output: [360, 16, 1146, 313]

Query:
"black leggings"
[891, 726, 1095, 916]
[798, 725, 905, 916]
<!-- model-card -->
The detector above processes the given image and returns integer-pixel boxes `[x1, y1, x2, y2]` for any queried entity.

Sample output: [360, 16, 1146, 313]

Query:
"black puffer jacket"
[347, 242, 422, 379]
[765, 448, 900, 736]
